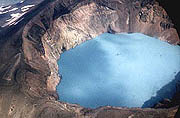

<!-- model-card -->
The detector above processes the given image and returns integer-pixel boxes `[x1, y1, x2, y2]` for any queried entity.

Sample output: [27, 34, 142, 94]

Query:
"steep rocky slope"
[156, 0, 180, 35]
[0, 0, 180, 118]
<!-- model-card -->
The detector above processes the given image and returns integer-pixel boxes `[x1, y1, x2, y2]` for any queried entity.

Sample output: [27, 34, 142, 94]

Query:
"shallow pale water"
[57, 33, 180, 108]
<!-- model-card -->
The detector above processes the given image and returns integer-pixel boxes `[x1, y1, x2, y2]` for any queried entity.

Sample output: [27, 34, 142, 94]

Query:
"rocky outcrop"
[0, 0, 180, 118]
[156, 0, 180, 35]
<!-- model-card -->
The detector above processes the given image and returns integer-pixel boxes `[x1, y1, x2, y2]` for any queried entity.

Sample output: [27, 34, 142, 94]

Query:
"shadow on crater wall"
[157, 0, 180, 37]
[142, 72, 180, 108]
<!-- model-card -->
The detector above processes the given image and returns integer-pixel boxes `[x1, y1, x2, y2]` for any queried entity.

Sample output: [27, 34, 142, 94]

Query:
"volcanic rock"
[0, 0, 179, 118]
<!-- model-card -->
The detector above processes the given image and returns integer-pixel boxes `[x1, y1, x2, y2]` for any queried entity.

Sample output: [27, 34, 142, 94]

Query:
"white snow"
[126, 15, 129, 24]
[0, 6, 18, 14]
[20, 1, 24, 3]
[8, 7, 18, 12]
[13, 17, 24, 25]
[57, 33, 180, 108]
[0, 4, 35, 27]
[0, 6, 11, 14]
[21, 5, 35, 12]
[2, 12, 25, 27]
[0, 6, 11, 11]
[6, 13, 21, 22]
[0, 10, 8, 14]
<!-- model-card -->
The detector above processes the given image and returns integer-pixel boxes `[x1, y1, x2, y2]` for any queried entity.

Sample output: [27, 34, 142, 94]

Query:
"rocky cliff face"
[0, 0, 180, 118]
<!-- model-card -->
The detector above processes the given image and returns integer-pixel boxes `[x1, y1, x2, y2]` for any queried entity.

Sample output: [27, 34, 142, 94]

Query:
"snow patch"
[0, 7, 18, 14]
[9, 7, 18, 12]
[21, 5, 35, 12]
[0, 10, 8, 14]
[0, 6, 11, 11]
[2, 12, 25, 27]
[0, 6, 12, 14]
[13, 17, 24, 25]
[20, 1, 24, 3]
[126, 15, 129, 25]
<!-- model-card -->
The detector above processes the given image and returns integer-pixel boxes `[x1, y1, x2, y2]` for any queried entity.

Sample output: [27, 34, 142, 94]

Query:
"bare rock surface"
[0, 0, 180, 118]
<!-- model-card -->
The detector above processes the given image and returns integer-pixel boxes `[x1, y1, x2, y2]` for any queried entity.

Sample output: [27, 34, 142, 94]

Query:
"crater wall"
[0, 0, 179, 117]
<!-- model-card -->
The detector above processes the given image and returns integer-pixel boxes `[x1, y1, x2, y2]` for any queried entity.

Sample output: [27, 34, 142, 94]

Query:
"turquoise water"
[57, 33, 180, 108]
